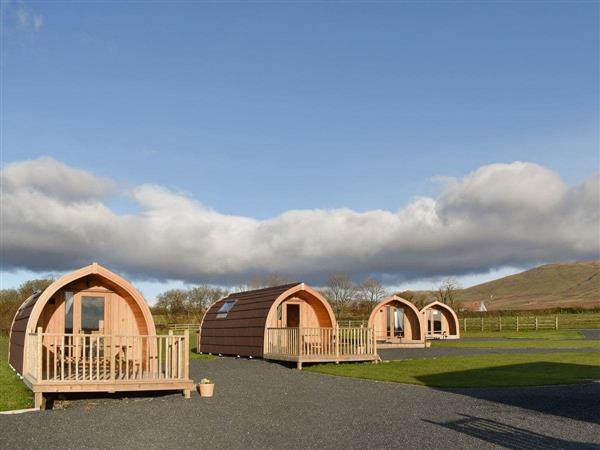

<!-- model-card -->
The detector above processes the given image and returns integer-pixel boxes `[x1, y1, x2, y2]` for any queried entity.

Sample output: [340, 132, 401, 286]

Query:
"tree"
[153, 285, 228, 323]
[325, 273, 357, 317]
[358, 278, 387, 307]
[0, 278, 54, 335]
[436, 278, 461, 310]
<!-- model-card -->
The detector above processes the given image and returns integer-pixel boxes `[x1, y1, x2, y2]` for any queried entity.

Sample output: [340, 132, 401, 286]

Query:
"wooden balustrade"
[266, 327, 376, 360]
[25, 332, 189, 383]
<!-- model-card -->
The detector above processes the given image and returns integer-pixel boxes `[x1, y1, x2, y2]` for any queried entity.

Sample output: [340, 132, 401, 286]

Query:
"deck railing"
[265, 327, 376, 360]
[25, 329, 189, 384]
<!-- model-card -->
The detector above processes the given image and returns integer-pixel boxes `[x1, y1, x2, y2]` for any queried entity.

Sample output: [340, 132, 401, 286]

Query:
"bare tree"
[325, 273, 357, 317]
[436, 278, 461, 310]
[358, 278, 387, 307]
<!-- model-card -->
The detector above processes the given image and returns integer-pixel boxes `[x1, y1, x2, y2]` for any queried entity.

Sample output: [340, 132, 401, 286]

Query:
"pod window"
[217, 300, 237, 318]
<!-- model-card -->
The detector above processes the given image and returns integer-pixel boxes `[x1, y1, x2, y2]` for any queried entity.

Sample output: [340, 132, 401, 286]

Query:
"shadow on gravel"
[45, 390, 181, 410]
[424, 414, 600, 450]
[418, 362, 600, 425]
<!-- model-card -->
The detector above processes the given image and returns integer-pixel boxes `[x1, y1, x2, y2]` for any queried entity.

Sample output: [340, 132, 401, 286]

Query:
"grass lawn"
[461, 330, 584, 339]
[0, 336, 33, 411]
[188, 331, 215, 360]
[432, 339, 600, 349]
[305, 352, 600, 388]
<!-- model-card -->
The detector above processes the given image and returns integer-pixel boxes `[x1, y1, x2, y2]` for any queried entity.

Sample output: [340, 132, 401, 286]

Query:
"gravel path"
[379, 347, 600, 361]
[1, 357, 599, 449]
[582, 330, 600, 340]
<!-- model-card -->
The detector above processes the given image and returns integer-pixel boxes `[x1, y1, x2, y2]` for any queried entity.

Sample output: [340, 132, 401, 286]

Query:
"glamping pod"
[368, 296, 426, 348]
[420, 301, 460, 340]
[8, 263, 193, 408]
[199, 283, 378, 369]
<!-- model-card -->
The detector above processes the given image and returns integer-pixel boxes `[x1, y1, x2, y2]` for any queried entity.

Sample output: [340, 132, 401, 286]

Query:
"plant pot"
[198, 383, 214, 397]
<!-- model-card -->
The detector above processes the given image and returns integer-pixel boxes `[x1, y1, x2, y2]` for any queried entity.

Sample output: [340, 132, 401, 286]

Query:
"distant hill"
[456, 261, 600, 311]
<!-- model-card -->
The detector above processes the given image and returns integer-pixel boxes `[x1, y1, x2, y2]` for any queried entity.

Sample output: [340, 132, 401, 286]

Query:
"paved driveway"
[1, 358, 599, 449]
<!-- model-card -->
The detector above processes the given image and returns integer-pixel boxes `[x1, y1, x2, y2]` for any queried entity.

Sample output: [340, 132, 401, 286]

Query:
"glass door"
[393, 307, 404, 337]
[81, 296, 105, 334]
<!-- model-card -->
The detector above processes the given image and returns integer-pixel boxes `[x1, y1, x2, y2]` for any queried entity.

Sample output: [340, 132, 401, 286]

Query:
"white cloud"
[1, 157, 598, 285]
[13, 2, 42, 32]
[33, 15, 43, 30]
[16, 8, 28, 26]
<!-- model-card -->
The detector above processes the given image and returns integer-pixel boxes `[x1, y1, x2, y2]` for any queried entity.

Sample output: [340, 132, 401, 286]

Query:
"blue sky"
[1, 1, 598, 301]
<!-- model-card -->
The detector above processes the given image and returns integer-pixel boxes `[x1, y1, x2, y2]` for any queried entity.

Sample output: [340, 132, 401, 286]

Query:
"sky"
[1, 1, 598, 302]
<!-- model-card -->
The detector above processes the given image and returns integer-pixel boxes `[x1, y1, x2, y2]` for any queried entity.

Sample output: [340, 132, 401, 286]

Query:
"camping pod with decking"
[199, 283, 378, 369]
[420, 301, 460, 339]
[8, 263, 193, 409]
[368, 295, 426, 348]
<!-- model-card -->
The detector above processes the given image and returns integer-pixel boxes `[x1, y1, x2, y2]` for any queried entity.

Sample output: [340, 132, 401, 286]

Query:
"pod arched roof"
[200, 282, 336, 357]
[9, 263, 155, 374]
[367, 295, 422, 326]
[420, 300, 459, 322]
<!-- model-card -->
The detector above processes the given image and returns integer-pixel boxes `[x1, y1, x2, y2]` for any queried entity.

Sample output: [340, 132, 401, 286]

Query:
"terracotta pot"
[198, 383, 214, 397]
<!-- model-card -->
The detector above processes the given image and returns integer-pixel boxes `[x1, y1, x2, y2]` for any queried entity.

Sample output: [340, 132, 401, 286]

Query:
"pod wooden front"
[8, 263, 193, 408]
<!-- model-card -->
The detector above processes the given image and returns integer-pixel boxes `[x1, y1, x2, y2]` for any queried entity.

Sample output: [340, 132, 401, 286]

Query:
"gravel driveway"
[1, 357, 599, 449]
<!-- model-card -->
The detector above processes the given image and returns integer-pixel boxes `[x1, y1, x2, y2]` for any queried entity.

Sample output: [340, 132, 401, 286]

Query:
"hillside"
[457, 261, 600, 310]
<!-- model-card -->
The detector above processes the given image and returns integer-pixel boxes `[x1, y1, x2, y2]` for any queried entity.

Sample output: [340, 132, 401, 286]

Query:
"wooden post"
[168, 330, 173, 379]
[464, 318, 467, 332]
[183, 332, 191, 398]
[516, 316, 519, 332]
[555, 315, 559, 330]
[335, 326, 340, 363]
[498, 316, 502, 331]
[481, 317, 484, 332]
[535, 317, 538, 331]
[34, 392, 44, 410]
[36, 327, 43, 381]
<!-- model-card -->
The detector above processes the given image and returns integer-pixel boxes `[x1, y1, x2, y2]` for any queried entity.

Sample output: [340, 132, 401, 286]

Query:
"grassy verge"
[305, 352, 600, 388]
[432, 339, 600, 349]
[461, 330, 583, 339]
[188, 331, 215, 360]
[0, 336, 33, 411]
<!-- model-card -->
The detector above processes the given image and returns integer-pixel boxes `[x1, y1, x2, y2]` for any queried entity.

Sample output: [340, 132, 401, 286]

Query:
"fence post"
[555, 315, 559, 330]
[335, 326, 340, 363]
[535, 317, 538, 331]
[298, 326, 303, 357]
[481, 317, 484, 332]
[463, 318, 467, 332]
[516, 316, 519, 332]
[498, 316, 502, 331]
[36, 327, 43, 381]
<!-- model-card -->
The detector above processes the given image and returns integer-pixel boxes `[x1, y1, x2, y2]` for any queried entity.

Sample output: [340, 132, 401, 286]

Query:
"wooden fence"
[265, 327, 376, 359]
[26, 329, 189, 383]
[461, 313, 600, 332]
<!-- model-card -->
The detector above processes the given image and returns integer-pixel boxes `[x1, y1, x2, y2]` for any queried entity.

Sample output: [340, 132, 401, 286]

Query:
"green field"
[0, 336, 34, 411]
[306, 352, 600, 388]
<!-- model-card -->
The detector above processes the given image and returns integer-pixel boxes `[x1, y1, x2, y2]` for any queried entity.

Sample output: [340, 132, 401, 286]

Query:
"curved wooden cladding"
[420, 301, 460, 339]
[199, 283, 337, 357]
[9, 263, 157, 376]
[368, 296, 426, 343]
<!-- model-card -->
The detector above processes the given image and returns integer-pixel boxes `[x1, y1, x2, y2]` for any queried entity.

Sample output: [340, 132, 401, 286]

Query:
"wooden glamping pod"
[8, 263, 193, 408]
[368, 296, 426, 348]
[420, 301, 460, 340]
[199, 283, 378, 369]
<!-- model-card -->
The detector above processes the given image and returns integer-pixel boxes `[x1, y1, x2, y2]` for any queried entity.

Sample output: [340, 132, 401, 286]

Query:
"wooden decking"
[264, 327, 379, 369]
[23, 330, 194, 408]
